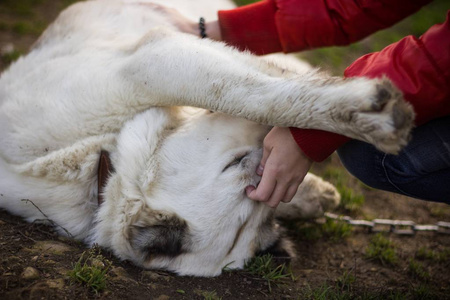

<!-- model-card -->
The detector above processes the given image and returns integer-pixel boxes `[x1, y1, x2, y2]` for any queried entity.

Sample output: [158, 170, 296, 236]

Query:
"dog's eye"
[222, 152, 248, 172]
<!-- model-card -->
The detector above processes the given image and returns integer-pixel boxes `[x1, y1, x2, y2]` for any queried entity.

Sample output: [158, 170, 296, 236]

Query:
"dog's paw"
[275, 174, 340, 220]
[317, 179, 341, 212]
[337, 77, 415, 154]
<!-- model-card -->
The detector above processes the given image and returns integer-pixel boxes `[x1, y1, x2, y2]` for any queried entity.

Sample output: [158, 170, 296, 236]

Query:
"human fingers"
[265, 180, 289, 208]
[280, 181, 302, 203]
[263, 162, 305, 207]
[246, 164, 277, 203]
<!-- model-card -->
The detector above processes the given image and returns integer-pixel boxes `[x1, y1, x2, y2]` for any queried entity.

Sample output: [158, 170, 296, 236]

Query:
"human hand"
[146, 4, 222, 40]
[245, 127, 313, 208]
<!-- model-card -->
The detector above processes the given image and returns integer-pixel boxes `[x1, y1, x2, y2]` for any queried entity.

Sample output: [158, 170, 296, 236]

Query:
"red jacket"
[218, 0, 450, 161]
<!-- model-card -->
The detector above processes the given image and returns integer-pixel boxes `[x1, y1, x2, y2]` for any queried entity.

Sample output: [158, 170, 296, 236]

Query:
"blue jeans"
[337, 116, 450, 204]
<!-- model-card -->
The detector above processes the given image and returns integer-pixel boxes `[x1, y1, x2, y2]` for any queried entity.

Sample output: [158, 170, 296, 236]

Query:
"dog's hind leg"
[122, 29, 414, 154]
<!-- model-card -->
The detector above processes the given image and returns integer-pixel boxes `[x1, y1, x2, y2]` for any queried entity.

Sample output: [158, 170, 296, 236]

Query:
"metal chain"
[324, 212, 450, 236]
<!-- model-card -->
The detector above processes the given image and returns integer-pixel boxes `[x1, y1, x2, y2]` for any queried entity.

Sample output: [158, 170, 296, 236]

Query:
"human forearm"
[218, 0, 432, 55]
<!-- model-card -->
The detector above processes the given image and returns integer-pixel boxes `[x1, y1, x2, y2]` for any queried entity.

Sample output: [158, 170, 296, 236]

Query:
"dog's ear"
[129, 210, 189, 258]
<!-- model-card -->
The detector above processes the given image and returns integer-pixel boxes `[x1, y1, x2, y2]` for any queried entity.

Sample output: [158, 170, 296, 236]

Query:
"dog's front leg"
[122, 30, 414, 154]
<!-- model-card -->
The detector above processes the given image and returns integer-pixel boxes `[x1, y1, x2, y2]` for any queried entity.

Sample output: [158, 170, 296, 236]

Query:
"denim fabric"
[337, 116, 450, 204]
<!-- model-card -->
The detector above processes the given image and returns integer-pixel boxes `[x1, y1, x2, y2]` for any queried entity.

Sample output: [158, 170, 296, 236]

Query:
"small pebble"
[21, 267, 40, 280]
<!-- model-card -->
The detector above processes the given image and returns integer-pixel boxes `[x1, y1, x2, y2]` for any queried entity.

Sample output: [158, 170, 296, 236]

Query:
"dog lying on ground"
[0, 0, 414, 276]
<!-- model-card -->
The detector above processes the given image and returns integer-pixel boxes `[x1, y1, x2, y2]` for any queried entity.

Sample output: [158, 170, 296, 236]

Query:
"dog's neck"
[97, 150, 114, 206]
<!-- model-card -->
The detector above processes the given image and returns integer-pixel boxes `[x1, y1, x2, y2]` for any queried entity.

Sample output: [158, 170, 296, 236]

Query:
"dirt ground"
[1, 1, 449, 299]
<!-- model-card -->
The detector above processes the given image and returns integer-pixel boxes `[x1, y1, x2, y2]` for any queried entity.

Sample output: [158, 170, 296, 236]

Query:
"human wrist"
[289, 127, 349, 162]
[205, 20, 222, 41]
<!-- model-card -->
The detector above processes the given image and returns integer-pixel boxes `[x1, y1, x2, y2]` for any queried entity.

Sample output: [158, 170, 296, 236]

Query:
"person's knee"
[337, 140, 388, 190]
[338, 136, 450, 203]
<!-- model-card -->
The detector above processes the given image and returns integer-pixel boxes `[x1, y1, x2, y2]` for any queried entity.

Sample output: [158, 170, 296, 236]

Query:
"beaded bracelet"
[199, 17, 207, 38]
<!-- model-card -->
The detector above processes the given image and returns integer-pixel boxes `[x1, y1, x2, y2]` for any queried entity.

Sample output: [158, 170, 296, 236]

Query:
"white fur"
[0, 0, 414, 276]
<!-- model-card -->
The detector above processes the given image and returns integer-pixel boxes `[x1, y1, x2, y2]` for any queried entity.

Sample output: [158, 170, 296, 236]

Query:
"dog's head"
[91, 108, 283, 276]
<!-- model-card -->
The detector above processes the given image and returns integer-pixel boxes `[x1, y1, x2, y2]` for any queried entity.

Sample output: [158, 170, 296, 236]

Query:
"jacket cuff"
[218, 0, 282, 55]
[289, 128, 350, 162]
[344, 13, 450, 126]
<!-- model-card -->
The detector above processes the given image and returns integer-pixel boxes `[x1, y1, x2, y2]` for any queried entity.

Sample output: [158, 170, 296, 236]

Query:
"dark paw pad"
[372, 85, 392, 111]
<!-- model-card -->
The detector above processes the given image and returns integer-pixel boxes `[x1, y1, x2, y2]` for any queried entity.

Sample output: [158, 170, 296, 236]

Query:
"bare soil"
[1, 1, 449, 299]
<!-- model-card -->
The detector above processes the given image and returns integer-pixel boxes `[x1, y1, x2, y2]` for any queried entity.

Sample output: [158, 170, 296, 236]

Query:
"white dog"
[0, 0, 414, 276]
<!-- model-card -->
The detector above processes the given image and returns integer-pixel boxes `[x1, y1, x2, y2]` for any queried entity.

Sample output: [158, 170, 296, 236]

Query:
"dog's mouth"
[234, 150, 263, 192]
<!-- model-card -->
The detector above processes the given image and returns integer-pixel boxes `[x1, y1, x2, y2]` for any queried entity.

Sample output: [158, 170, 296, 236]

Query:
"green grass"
[322, 167, 365, 213]
[193, 289, 222, 300]
[338, 185, 365, 212]
[201, 290, 222, 300]
[302, 283, 354, 300]
[365, 233, 398, 266]
[0, 0, 44, 17]
[335, 270, 356, 292]
[233, 0, 257, 6]
[429, 206, 448, 218]
[300, 270, 372, 300]
[408, 259, 430, 281]
[0, 22, 8, 31]
[301, 282, 439, 300]
[244, 254, 295, 292]
[11, 21, 44, 36]
[387, 291, 407, 300]
[290, 222, 323, 241]
[1, 50, 23, 65]
[416, 247, 450, 263]
[61, 0, 83, 8]
[322, 167, 346, 187]
[416, 247, 439, 261]
[285, 218, 352, 242]
[436, 248, 449, 262]
[0, 0, 77, 40]
[410, 284, 438, 300]
[68, 248, 112, 293]
[322, 218, 352, 241]
[284, 215, 353, 242]
[300, 269, 439, 300]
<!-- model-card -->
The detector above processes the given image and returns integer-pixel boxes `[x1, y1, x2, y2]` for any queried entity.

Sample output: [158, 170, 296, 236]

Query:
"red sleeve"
[290, 11, 450, 162]
[219, 0, 431, 55]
